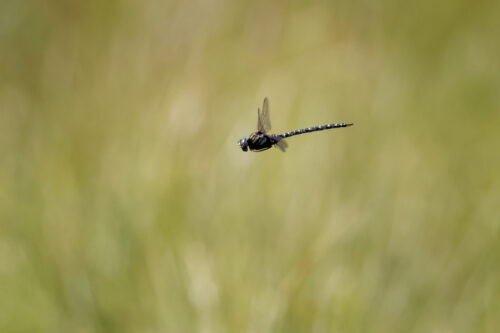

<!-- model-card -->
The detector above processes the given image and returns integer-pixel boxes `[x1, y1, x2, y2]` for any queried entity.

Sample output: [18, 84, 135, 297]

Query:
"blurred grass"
[1, 0, 500, 332]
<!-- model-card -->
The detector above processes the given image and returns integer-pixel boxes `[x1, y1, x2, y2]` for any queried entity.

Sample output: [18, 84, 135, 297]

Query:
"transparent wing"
[275, 139, 288, 152]
[257, 97, 272, 133]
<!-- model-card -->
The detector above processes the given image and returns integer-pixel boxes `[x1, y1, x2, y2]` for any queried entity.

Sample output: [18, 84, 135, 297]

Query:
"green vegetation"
[1, 0, 499, 332]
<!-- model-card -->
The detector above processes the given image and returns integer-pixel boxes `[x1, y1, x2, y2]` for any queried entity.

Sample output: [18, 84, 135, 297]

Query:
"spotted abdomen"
[281, 123, 353, 138]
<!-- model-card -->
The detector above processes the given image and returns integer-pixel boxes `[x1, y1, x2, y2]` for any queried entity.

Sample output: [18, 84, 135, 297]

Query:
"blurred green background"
[1, 0, 499, 332]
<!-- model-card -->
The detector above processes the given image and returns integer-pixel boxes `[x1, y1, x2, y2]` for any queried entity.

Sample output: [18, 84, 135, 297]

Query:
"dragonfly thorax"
[243, 132, 279, 152]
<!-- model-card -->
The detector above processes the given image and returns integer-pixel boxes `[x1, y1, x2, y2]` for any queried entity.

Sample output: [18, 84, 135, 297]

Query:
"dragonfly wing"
[257, 108, 265, 133]
[257, 97, 272, 133]
[275, 139, 288, 152]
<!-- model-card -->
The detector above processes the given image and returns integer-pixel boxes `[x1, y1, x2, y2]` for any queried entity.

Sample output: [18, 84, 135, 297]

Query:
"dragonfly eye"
[239, 137, 248, 152]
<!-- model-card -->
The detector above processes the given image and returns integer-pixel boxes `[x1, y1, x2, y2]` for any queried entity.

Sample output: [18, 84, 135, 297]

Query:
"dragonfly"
[238, 97, 353, 152]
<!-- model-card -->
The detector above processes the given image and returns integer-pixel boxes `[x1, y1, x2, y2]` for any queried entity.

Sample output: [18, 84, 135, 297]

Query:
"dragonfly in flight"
[238, 98, 353, 152]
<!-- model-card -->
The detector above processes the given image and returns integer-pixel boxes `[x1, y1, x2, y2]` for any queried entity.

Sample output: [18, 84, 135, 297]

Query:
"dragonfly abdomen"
[280, 123, 353, 138]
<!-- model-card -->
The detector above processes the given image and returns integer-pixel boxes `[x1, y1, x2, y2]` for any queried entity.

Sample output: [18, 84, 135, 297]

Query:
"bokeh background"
[1, 0, 499, 332]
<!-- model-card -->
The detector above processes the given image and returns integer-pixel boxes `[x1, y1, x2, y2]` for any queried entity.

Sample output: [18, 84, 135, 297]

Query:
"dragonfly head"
[238, 137, 249, 152]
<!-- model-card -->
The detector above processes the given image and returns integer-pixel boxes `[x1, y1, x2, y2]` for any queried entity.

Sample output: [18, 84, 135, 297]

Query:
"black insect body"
[238, 98, 353, 152]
